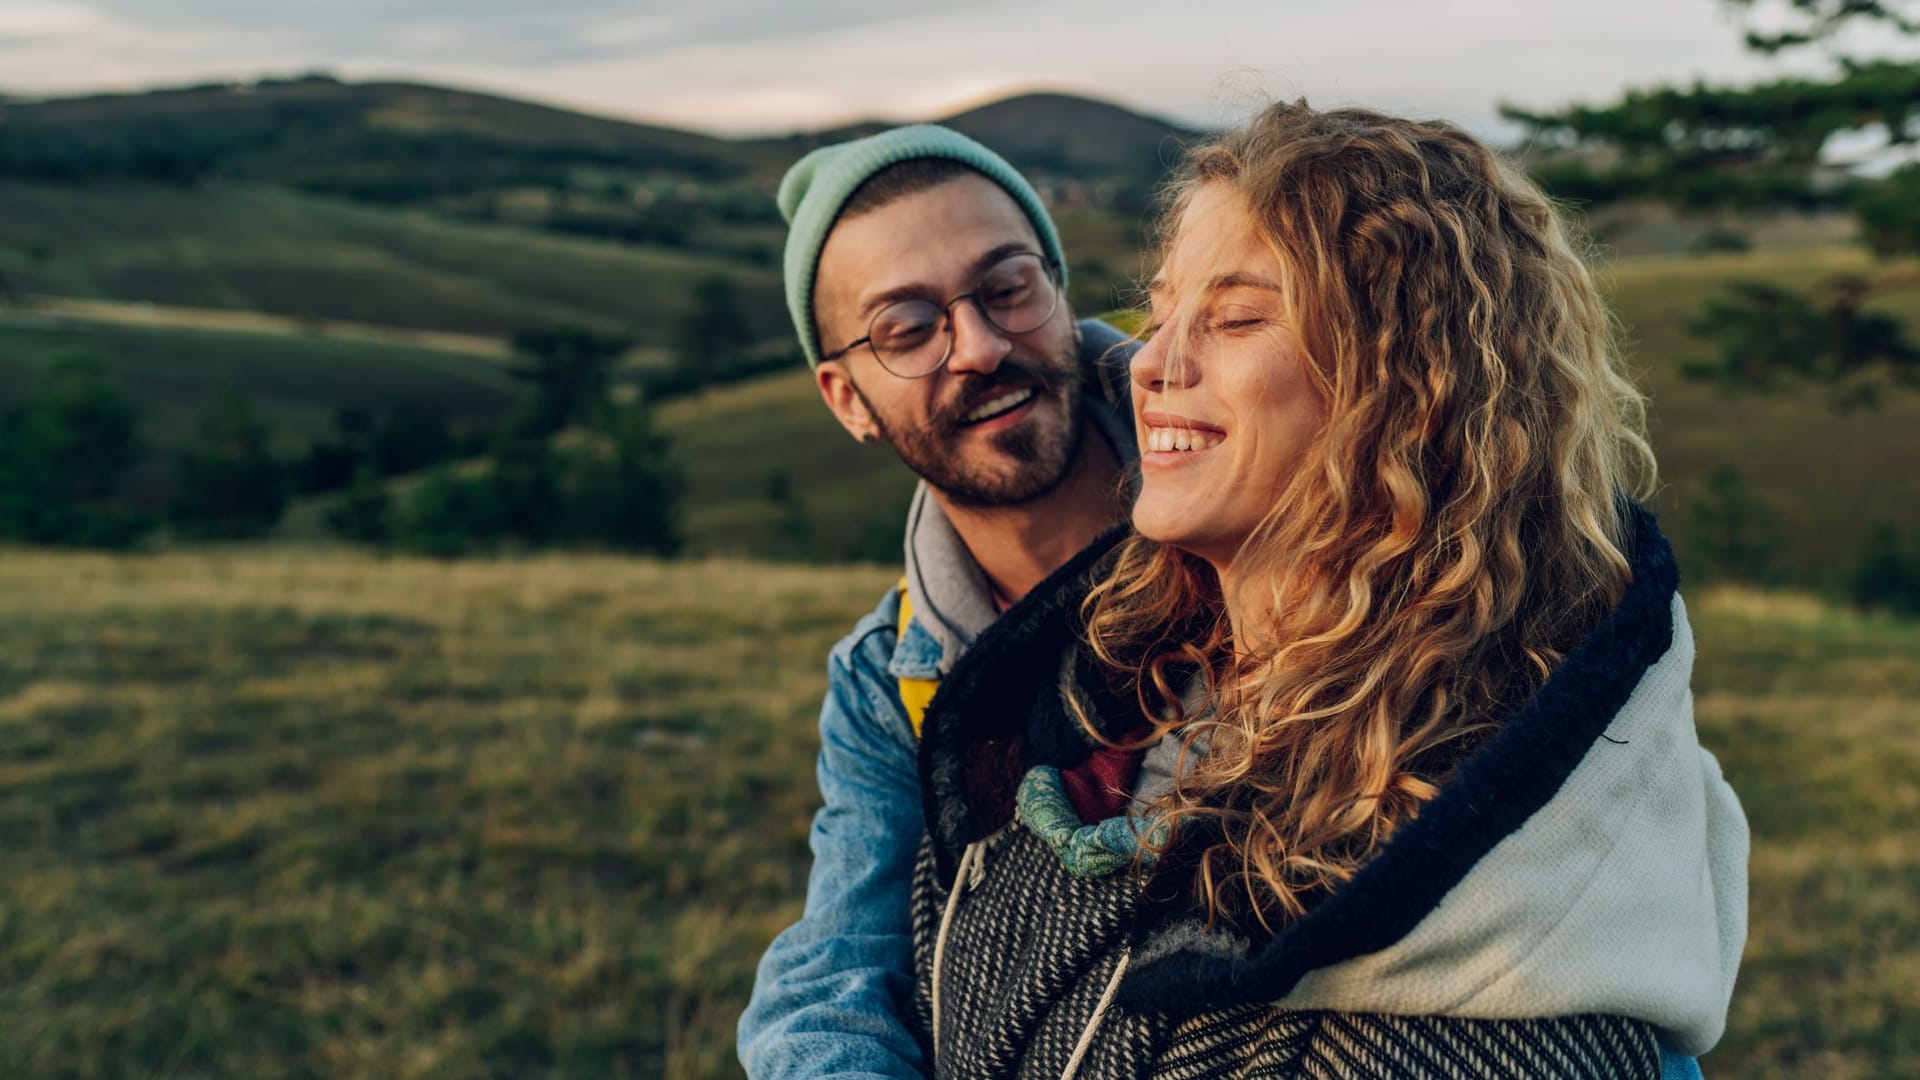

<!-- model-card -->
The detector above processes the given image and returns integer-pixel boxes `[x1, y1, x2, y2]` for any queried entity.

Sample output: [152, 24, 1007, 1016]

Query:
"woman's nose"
[1131, 323, 1196, 392]
[1130, 325, 1164, 391]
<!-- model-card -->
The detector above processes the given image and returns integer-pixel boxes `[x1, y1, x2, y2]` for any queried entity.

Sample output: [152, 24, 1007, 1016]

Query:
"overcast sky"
[1, 0, 1913, 138]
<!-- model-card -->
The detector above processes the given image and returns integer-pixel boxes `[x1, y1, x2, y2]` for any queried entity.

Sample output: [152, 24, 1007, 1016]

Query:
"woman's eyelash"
[1138, 316, 1265, 342]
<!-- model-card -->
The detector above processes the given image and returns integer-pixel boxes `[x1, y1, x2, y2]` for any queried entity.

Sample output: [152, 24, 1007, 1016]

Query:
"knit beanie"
[777, 124, 1068, 370]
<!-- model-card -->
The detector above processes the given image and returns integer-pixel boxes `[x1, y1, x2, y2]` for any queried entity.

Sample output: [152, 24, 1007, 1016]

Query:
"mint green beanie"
[777, 124, 1068, 370]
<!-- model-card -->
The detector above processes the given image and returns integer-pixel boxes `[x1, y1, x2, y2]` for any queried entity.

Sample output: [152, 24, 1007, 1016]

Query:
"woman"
[905, 101, 1747, 1078]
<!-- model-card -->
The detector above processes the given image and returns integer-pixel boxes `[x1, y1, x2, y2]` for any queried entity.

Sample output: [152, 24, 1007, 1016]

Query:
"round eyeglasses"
[821, 251, 1062, 378]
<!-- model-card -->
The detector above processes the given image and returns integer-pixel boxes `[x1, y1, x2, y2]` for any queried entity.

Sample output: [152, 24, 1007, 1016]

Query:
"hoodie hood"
[918, 505, 1749, 1057]
[1259, 592, 1746, 1055]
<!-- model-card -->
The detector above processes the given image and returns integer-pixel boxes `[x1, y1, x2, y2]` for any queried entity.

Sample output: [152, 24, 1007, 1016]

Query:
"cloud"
[59, 0, 999, 66]
[0, 3, 119, 40]
[4, 0, 1913, 135]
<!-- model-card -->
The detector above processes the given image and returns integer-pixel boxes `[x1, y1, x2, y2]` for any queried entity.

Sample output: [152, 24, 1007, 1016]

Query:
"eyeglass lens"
[867, 253, 1056, 376]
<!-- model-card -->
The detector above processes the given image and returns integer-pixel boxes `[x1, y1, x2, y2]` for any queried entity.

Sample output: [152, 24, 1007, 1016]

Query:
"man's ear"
[816, 361, 879, 444]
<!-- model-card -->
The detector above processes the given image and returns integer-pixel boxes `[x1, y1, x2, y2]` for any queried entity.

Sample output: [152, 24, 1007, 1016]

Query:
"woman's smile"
[1140, 411, 1227, 460]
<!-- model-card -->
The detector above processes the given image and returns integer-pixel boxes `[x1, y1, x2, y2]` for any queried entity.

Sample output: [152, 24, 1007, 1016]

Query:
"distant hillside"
[938, 92, 1197, 179]
[753, 90, 1196, 198]
[0, 74, 773, 189]
[0, 178, 786, 345]
[0, 75, 1189, 205]
[0, 75, 1195, 281]
[0, 320, 523, 504]
[0, 76, 1194, 345]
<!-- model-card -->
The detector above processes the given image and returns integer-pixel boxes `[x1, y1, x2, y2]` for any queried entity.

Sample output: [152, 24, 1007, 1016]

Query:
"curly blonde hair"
[1083, 100, 1657, 929]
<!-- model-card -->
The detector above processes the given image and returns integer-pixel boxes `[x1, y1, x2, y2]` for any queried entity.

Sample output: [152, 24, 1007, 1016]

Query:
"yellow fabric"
[896, 578, 939, 739]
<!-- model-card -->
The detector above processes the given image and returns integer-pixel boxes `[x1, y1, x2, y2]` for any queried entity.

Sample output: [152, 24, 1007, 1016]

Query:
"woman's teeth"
[1145, 428, 1222, 452]
[964, 387, 1035, 423]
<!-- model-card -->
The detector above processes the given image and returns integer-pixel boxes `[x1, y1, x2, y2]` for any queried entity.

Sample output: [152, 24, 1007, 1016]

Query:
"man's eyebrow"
[857, 241, 1038, 318]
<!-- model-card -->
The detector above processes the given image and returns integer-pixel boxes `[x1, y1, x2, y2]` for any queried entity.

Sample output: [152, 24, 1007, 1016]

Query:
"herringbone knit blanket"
[908, 827, 1661, 1079]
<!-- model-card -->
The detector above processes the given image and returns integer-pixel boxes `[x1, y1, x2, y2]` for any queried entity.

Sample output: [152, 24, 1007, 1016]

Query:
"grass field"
[0, 547, 1913, 1078]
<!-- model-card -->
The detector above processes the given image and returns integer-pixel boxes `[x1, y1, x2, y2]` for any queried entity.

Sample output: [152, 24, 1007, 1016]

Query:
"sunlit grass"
[0, 546, 892, 1079]
[1686, 585, 1920, 1080]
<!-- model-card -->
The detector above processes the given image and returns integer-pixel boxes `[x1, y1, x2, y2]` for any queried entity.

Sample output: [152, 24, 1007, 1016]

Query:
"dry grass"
[1686, 586, 1920, 1079]
[0, 551, 1913, 1077]
[0, 545, 892, 1079]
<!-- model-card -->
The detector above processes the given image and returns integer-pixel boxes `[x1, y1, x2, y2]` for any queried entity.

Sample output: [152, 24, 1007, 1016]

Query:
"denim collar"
[887, 609, 946, 682]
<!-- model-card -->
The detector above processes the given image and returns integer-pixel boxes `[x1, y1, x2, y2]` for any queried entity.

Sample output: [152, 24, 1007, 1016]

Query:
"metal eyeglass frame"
[818, 252, 1062, 378]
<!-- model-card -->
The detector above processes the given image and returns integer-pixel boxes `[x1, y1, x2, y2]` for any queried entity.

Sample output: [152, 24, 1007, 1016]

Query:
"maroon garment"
[1058, 736, 1149, 823]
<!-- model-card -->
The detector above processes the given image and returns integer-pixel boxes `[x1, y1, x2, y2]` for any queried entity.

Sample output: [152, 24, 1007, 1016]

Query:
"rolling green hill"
[5, 75, 1916, 585]
[1600, 246, 1920, 580]
[939, 91, 1197, 179]
[0, 77, 1184, 274]
[0, 179, 785, 344]
[0, 79, 1190, 362]
[0, 75, 775, 189]
[53, 240, 1911, 582]
[0, 320, 522, 501]
[658, 370, 916, 563]
[766, 91, 1195, 196]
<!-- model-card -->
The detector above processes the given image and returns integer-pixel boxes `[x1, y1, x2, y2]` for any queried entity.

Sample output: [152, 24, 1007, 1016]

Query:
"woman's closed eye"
[1211, 317, 1266, 332]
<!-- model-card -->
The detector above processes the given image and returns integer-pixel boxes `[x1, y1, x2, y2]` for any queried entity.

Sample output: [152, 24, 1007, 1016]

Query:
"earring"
[860, 433, 878, 445]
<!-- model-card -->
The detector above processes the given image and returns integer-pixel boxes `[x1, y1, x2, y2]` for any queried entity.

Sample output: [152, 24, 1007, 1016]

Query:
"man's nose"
[943, 299, 1012, 377]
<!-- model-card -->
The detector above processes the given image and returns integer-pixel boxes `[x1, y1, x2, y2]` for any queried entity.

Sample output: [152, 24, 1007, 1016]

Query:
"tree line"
[0, 328, 684, 558]
[1509, 0, 1920, 406]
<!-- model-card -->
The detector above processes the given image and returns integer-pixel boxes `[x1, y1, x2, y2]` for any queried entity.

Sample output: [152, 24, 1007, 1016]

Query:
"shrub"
[390, 466, 504, 558]
[1847, 524, 1920, 615]
[166, 394, 288, 540]
[322, 464, 393, 545]
[561, 403, 682, 555]
[1687, 465, 1781, 584]
[0, 352, 152, 548]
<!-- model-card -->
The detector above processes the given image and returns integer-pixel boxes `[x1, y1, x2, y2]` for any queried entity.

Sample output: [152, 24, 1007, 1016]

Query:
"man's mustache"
[928, 360, 1070, 432]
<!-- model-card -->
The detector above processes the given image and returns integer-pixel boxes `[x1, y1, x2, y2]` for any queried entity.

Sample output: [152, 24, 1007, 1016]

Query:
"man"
[736, 125, 1137, 1076]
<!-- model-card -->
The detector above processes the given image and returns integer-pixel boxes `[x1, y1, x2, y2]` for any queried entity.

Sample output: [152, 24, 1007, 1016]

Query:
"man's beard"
[857, 349, 1085, 509]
